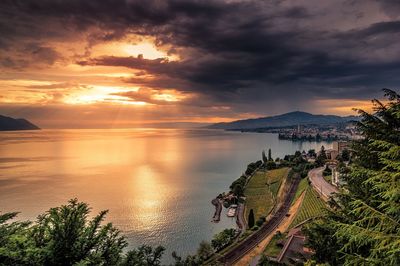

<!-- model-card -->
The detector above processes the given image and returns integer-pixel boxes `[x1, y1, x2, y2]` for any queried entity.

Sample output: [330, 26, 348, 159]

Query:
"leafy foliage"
[304, 89, 400, 265]
[210, 229, 237, 252]
[0, 199, 165, 266]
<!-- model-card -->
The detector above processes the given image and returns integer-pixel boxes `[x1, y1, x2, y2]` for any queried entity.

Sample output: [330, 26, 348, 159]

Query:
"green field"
[263, 232, 286, 257]
[292, 177, 309, 205]
[323, 175, 332, 183]
[244, 168, 289, 221]
[289, 186, 326, 228]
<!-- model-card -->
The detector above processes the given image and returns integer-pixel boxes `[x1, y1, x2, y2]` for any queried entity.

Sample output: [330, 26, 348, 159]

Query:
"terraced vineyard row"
[244, 168, 290, 221]
[289, 186, 326, 228]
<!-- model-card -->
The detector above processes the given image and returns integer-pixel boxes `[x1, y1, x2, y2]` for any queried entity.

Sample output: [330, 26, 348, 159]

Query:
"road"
[308, 167, 339, 199]
[219, 177, 300, 265]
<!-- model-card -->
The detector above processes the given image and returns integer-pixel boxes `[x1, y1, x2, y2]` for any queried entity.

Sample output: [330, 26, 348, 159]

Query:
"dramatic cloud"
[0, 0, 399, 127]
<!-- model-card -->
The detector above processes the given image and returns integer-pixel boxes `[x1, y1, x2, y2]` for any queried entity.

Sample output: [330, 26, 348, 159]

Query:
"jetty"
[211, 198, 222, 222]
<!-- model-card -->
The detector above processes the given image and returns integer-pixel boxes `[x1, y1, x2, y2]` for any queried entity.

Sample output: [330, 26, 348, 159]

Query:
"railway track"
[219, 177, 301, 265]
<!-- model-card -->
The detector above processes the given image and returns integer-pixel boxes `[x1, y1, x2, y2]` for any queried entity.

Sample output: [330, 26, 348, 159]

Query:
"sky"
[0, 0, 399, 128]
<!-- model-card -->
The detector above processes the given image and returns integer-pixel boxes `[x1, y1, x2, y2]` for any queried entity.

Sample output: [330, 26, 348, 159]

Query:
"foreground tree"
[122, 245, 165, 266]
[0, 199, 166, 266]
[31, 199, 127, 265]
[0, 212, 36, 265]
[304, 89, 400, 265]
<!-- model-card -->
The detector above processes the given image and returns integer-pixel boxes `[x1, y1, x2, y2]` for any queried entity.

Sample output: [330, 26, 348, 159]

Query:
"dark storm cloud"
[1, 0, 400, 112]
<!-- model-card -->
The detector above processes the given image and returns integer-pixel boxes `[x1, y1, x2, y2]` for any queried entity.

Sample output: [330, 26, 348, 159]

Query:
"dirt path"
[234, 190, 306, 266]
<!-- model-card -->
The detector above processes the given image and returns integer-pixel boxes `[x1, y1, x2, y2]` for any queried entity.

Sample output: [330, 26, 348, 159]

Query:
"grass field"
[244, 167, 289, 221]
[263, 232, 286, 257]
[289, 186, 326, 228]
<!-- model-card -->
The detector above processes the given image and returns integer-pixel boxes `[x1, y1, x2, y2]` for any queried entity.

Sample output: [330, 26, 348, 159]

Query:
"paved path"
[308, 167, 339, 199]
[236, 203, 246, 232]
[219, 177, 300, 265]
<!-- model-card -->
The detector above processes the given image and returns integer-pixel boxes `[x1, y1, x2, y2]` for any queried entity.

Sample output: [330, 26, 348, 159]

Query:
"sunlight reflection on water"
[0, 128, 331, 263]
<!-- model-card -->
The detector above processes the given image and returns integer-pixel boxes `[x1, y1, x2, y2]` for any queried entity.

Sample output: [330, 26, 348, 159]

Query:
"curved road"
[219, 177, 300, 265]
[308, 167, 339, 199]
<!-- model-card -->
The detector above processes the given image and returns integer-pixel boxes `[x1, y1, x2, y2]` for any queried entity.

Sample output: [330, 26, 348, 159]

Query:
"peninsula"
[0, 115, 40, 131]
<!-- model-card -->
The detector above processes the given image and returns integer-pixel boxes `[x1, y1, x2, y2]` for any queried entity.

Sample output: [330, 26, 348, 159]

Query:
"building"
[276, 227, 313, 265]
[325, 149, 339, 160]
[333, 141, 350, 153]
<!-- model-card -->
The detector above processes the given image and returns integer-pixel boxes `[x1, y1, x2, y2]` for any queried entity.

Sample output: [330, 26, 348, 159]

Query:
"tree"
[0, 212, 36, 265]
[262, 150, 267, 164]
[304, 89, 400, 265]
[172, 252, 198, 266]
[31, 198, 127, 266]
[268, 148, 272, 161]
[122, 245, 165, 266]
[196, 240, 213, 262]
[302, 220, 341, 265]
[341, 148, 350, 161]
[211, 229, 236, 251]
[315, 146, 327, 166]
[248, 209, 255, 228]
[233, 184, 243, 196]
[265, 161, 276, 170]
[307, 149, 316, 158]
[0, 199, 167, 266]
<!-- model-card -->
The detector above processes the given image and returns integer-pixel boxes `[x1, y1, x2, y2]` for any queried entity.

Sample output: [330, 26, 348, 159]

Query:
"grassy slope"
[323, 175, 332, 183]
[263, 232, 286, 257]
[292, 177, 309, 205]
[244, 168, 289, 221]
[289, 185, 326, 229]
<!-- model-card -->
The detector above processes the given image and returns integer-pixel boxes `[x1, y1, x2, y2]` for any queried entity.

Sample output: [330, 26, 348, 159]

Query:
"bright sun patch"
[63, 86, 145, 105]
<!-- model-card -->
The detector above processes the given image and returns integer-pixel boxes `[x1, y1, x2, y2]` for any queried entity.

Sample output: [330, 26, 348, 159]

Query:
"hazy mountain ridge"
[0, 115, 40, 131]
[209, 111, 359, 130]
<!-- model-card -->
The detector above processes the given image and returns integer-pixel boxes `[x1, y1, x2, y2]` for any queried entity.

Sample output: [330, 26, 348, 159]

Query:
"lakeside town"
[234, 122, 362, 142]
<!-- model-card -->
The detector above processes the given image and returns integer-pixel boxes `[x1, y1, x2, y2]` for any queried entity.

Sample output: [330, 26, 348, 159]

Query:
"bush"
[256, 218, 264, 227]
[266, 161, 277, 170]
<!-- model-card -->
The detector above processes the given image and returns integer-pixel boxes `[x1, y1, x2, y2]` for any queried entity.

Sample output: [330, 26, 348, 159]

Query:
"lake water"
[0, 129, 331, 262]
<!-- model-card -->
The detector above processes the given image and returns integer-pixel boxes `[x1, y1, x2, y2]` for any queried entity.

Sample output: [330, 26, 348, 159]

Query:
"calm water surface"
[0, 129, 331, 262]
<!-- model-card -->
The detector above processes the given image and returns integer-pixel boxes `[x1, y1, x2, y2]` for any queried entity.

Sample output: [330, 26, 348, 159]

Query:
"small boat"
[227, 205, 237, 217]
[227, 208, 236, 217]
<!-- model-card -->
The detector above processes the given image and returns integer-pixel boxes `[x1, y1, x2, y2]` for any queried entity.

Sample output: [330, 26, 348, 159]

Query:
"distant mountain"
[209, 111, 359, 130]
[0, 115, 40, 131]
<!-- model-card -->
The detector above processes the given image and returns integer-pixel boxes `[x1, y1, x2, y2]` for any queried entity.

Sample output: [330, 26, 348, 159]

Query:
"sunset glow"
[0, 0, 398, 128]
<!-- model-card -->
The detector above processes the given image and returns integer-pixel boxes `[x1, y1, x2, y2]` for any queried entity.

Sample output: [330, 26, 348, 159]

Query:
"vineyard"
[244, 167, 289, 220]
[292, 177, 309, 205]
[289, 185, 326, 228]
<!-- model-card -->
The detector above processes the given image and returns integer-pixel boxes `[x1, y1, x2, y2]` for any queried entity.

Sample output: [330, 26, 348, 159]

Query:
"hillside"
[0, 115, 40, 131]
[209, 111, 358, 130]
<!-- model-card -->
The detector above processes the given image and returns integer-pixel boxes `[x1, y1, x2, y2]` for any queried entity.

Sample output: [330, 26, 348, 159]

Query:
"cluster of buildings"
[278, 124, 361, 142]
[325, 141, 351, 187]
